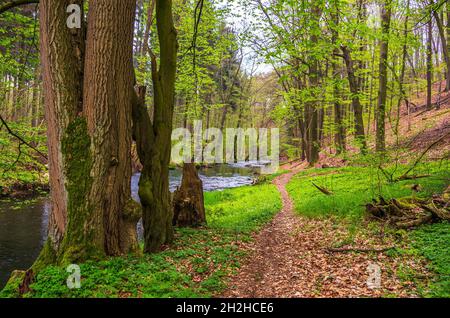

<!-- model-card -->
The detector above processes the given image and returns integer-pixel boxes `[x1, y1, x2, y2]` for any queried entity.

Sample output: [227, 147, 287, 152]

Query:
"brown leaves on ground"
[220, 169, 429, 298]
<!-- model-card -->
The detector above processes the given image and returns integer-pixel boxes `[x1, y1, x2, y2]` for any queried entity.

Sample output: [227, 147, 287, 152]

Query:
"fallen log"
[366, 192, 450, 229]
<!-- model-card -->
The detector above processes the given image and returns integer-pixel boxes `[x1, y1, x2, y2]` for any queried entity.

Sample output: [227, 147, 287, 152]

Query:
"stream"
[0, 163, 261, 289]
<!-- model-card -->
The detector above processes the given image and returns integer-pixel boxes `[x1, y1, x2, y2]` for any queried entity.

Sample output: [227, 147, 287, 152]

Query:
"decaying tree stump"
[172, 163, 206, 227]
[366, 186, 450, 228]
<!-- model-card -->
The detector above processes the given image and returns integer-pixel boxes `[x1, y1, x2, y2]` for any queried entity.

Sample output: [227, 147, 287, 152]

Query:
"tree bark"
[38, 0, 85, 255]
[341, 46, 367, 153]
[82, 0, 139, 256]
[172, 163, 206, 227]
[376, 0, 392, 152]
[331, 11, 346, 154]
[132, 0, 178, 253]
[36, 0, 139, 269]
[426, 16, 433, 110]
[305, 4, 322, 164]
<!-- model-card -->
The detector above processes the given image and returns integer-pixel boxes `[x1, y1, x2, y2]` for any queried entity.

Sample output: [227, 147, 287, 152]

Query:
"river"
[0, 163, 261, 289]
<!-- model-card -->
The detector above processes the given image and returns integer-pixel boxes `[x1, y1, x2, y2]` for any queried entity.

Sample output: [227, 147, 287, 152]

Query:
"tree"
[132, 0, 178, 253]
[376, 0, 392, 152]
[35, 0, 139, 270]
[341, 45, 367, 152]
[330, 6, 346, 154]
[426, 14, 433, 109]
[430, 0, 450, 91]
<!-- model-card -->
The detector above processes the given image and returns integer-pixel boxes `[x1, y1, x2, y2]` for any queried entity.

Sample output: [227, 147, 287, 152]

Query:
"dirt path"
[221, 165, 419, 298]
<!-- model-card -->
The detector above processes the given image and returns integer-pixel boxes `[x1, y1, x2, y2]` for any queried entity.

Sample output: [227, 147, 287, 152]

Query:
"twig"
[0, 114, 47, 160]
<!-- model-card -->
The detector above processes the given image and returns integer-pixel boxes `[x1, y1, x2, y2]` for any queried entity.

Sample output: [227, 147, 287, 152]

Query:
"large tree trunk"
[36, 0, 139, 269]
[172, 163, 206, 227]
[38, 0, 85, 256]
[376, 0, 392, 152]
[133, 0, 177, 253]
[81, 0, 139, 257]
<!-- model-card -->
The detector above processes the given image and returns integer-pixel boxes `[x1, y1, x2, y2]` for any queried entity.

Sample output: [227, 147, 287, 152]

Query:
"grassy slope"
[0, 183, 281, 298]
[286, 159, 449, 297]
[408, 223, 450, 297]
[286, 160, 449, 221]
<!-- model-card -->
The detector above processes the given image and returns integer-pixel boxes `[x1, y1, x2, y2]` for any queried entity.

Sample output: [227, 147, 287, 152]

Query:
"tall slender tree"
[376, 0, 392, 152]
[132, 0, 178, 253]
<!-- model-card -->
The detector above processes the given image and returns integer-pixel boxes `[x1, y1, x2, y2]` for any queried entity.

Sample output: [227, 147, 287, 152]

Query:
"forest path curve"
[220, 163, 411, 298]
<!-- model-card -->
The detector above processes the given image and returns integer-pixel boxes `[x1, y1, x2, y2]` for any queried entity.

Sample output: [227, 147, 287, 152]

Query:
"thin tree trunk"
[427, 17, 433, 110]
[342, 46, 367, 152]
[133, 0, 178, 253]
[376, 0, 392, 152]
[331, 10, 346, 154]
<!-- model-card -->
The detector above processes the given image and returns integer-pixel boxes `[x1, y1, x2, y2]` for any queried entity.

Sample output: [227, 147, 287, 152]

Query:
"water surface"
[0, 164, 258, 289]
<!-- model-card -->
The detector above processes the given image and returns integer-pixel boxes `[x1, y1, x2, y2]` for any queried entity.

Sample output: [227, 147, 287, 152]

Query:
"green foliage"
[205, 184, 282, 231]
[1, 183, 281, 298]
[286, 160, 449, 222]
[0, 121, 47, 195]
[409, 222, 450, 298]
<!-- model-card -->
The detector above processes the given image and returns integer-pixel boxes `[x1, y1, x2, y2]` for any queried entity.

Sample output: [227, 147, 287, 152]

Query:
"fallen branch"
[326, 246, 395, 253]
[396, 174, 430, 181]
[412, 94, 450, 115]
[311, 182, 333, 195]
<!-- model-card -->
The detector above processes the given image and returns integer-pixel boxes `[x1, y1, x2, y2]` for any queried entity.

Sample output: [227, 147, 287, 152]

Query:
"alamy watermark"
[171, 121, 280, 174]
[366, 263, 381, 289]
[66, 264, 81, 289]
[66, 4, 81, 29]
[64, 7, 280, 173]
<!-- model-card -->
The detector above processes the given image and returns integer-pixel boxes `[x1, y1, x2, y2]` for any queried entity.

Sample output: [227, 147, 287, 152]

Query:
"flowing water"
[0, 164, 259, 289]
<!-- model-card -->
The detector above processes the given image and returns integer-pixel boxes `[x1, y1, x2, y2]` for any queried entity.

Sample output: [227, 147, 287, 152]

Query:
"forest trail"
[221, 163, 413, 298]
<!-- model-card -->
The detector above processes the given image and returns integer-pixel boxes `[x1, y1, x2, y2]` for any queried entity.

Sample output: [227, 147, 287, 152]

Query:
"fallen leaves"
[220, 168, 430, 298]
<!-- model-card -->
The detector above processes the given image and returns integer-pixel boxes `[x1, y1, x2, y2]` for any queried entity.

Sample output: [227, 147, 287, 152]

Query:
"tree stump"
[172, 163, 206, 227]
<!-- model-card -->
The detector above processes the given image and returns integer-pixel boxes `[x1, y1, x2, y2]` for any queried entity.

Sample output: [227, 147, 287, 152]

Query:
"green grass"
[286, 159, 449, 222]
[409, 222, 450, 298]
[0, 183, 281, 298]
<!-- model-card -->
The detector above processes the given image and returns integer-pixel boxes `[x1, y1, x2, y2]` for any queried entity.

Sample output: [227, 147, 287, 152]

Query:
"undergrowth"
[0, 183, 281, 298]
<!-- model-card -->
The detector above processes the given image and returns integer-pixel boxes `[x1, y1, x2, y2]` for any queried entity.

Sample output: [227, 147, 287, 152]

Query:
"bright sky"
[215, 0, 273, 75]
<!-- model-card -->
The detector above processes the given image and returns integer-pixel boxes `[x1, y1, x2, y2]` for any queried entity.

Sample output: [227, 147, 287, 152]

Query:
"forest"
[0, 0, 448, 300]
